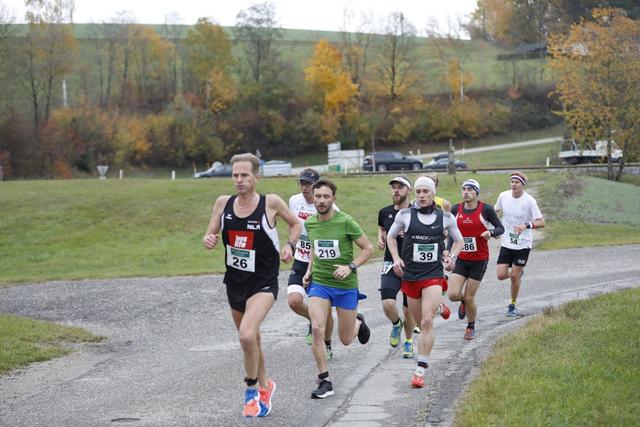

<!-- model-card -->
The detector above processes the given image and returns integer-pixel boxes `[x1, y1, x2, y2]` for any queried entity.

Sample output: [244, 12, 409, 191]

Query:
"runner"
[448, 179, 504, 339]
[378, 176, 417, 357]
[387, 176, 463, 388]
[287, 168, 335, 358]
[302, 178, 374, 398]
[202, 153, 302, 418]
[495, 171, 545, 317]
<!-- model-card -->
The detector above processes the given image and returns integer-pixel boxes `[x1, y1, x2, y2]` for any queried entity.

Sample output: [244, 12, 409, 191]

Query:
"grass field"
[1, 171, 639, 286]
[0, 314, 103, 374]
[454, 287, 640, 426]
[458, 141, 560, 169]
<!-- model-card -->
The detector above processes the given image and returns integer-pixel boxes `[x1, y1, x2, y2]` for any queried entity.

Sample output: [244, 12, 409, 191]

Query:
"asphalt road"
[0, 243, 638, 426]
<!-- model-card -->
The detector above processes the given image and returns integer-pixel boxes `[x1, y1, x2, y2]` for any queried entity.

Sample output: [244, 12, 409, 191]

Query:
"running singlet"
[400, 208, 445, 281]
[454, 201, 490, 261]
[221, 194, 280, 288]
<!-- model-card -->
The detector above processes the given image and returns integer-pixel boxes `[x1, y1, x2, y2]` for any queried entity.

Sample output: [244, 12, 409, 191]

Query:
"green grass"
[455, 287, 640, 426]
[458, 141, 561, 169]
[537, 173, 640, 250]
[0, 314, 103, 374]
[1, 172, 638, 286]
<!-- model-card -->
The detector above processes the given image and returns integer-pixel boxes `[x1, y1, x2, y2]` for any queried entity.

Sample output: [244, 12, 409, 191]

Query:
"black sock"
[468, 321, 475, 329]
[392, 318, 401, 326]
[318, 371, 329, 382]
[324, 339, 332, 347]
[244, 377, 258, 387]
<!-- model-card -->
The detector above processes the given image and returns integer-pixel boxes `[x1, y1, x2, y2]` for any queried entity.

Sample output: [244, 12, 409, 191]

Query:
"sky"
[3, 0, 478, 34]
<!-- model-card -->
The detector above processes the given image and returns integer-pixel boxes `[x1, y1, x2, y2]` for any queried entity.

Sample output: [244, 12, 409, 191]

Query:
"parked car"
[261, 160, 292, 177]
[423, 158, 467, 171]
[363, 151, 423, 172]
[194, 161, 232, 178]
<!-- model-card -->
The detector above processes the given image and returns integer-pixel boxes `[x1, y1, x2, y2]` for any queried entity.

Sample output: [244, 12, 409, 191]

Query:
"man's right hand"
[202, 233, 219, 250]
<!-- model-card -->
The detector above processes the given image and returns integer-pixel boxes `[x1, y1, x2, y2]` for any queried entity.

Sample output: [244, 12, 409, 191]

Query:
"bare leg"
[308, 296, 331, 374]
[463, 278, 482, 322]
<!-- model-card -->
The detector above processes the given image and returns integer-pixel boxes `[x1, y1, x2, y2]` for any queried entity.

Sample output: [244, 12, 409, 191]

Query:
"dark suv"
[363, 151, 423, 172]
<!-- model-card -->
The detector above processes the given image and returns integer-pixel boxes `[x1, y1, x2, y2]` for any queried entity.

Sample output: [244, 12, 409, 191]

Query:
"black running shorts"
[226, 280, 278, 313]
[452, 258, 488, 281]
[379, 271, 408, 307]
[497, 247, 531, 268]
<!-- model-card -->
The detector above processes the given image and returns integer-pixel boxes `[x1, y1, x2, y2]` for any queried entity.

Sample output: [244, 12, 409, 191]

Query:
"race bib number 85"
[314, 239, 341, 259]
[226, 246, 256, 272]
[413, 243, 438, 262]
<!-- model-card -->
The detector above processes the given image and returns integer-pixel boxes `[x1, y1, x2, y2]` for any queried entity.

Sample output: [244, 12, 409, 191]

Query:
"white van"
[261, 160, 292, 177]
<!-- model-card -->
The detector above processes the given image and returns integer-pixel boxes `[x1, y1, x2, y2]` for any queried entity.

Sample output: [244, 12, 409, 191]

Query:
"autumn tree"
[20, 0, 78, 131]
[183, 17, 235, 111]
[426, 17, 474, 103]
[304, 39, 358, 142]
[234, 2, 283, 84]
[338, 7, 373, 87]
[372, 12, 418, 101]
[547, 7, 640, 180]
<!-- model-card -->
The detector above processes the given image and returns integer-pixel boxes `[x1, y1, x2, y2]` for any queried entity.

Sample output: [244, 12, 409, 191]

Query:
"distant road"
[292, 136, 562, 174]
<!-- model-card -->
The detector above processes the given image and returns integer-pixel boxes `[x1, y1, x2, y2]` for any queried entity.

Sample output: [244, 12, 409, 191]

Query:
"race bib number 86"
[413, 243, 438, 263]
[314, 239, 341, 259]
[462, 237, 477, 252]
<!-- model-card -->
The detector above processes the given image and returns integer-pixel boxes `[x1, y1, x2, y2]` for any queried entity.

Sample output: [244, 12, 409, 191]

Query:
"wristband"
[525, 222, 532, 229]
[287, 240, 296, 252]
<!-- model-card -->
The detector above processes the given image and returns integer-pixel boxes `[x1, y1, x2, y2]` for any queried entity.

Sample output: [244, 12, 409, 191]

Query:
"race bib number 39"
[314, 239, 341, 259]
[413, 243, 438, 263]
[462, 237, 477, 252]
[226, 246, 256, 272]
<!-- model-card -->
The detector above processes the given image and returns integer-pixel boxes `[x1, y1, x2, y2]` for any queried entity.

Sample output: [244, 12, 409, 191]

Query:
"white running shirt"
[288, 193, 338, 263]
[495, 190, 543, 250]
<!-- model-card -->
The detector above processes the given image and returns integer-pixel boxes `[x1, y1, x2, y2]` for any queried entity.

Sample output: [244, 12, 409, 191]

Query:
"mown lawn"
[0, 314, 103, 374]
[1, 171, 638, 286]
[455, 287, 640, 426]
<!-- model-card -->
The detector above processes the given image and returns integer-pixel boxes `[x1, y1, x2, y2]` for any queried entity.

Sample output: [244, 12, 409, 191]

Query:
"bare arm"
[332, 233, 374, 280]
[267, 194, 302, 263]
[377, 226, 387, 250]
[202, 196, 230, 250]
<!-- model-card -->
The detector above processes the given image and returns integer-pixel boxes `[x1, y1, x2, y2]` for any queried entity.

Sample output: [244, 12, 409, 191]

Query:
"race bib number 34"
[226, 246, 256, 272]
[462, 237, 477, 252]
[314, 239, 341, 259]
[413, 243, 438, 262]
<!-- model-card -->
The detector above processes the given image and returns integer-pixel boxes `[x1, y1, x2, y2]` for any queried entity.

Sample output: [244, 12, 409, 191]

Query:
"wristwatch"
[348, 262, 358, 272]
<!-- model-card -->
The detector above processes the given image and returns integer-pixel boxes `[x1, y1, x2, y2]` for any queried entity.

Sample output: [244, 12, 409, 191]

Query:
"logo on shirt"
[247, 223, 261, 230]
[228, 230, 254, 249]
[225, 213, 233, 220]
[298, 211, 313, 220]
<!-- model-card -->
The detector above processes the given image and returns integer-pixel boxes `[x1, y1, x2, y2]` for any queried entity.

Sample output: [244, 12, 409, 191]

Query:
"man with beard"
[377, 176, 418, 357]
[302, 178, 374, 398]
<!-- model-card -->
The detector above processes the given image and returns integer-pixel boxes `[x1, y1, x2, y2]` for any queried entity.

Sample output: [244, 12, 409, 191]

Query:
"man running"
[387, 176, 463, 389]
[302, 178, 374, 399]
[287, 168, 335, 357]
[495, 171, 545, 317]
[378, 176, 417, 358]
[202, 153, 302, 418]
[448, 179, 504, 339]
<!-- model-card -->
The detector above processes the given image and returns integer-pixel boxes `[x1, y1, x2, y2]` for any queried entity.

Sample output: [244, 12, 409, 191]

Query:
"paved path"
[292, 137, 562, 174]
[0, 244, 638, 426]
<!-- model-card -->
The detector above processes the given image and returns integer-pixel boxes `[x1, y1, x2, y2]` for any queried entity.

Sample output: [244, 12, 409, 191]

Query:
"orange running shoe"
[411, 373, 425, 388]
[258, 379, 276, 417]
[242, 388, 260, 417]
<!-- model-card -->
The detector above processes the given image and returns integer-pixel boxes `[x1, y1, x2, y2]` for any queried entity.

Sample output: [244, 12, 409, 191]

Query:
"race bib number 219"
[314, 239, 341, 259]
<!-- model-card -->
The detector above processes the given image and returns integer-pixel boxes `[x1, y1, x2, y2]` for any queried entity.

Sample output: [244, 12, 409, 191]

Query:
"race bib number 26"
[226, 246, 256, 272]
[314, 239, 341, 259]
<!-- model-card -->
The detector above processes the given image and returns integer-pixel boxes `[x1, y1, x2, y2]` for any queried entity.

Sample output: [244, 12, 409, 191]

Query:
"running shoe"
[458, 302, 466, 320]
[258, 380, 276, 417]
[305, 323, 312, 345]
[326, 342, 333, 360]
[242, 388, 260, 417]
[438, 301, 451, 320]
[311, 379, 334, 399]
[411, 373, 425, 388]
[389, 319, 403, 348]
[356, 313, 370, 344]
[413, 325, 421, 334]
[506, 304, 518, 317]
[402, 340, 414, 358]
[464, 327, 476, 340]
